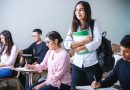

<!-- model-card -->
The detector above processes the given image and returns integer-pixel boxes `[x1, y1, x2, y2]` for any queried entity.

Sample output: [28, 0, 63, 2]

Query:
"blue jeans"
[0, 68, 13, 78]
[71, 64, 103, 90]
[26, 80, 71, 90]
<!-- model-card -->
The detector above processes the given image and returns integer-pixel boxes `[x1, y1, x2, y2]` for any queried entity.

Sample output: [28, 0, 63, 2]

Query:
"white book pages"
[76, 86, 118, 90]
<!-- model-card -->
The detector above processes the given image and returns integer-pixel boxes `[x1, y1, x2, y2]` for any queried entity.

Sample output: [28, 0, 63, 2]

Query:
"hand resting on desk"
[25, 64, 35, 70]
[91, 81, 101, 89]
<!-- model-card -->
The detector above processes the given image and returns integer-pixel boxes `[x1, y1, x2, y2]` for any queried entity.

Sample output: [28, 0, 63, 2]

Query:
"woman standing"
[26, 31, 71, 90]
[0, 30, 18, 78]
[64, 1, 103, 90]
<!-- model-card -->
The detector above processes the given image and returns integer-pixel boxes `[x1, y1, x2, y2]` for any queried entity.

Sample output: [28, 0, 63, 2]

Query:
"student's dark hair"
[46, 31, 63, 45]
[72, 1, 93, 32]
[0, 30, 14, 55]
[33, 29, 42, 35]
[120, 35, 130, 49]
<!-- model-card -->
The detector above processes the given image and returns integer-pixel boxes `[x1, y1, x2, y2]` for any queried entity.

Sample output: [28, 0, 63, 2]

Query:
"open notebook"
[14, 67, 34, 72]
[76, 86, 118, 90]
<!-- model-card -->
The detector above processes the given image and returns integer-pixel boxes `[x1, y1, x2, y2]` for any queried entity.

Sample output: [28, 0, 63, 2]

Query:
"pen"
[25, 59, 27, 65]
[93, 75, 97, 81]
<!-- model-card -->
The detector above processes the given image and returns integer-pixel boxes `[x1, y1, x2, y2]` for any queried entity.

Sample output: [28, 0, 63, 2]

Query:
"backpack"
[90, 20, 115, 72]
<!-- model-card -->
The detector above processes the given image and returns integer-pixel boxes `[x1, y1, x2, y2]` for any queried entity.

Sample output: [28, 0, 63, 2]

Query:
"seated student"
[26, 31, 71, 90]
[20, 29, 48, 64]
[91, 35, 130, 90]
[0, 30, 18, 78]
[18, 29, 48, 88]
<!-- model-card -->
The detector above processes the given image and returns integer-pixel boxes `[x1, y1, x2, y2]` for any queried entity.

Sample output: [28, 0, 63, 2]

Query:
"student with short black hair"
[91, 35, 130, 90]
[19, 28, 48, 88]
[20, 28, 48, 64]
[33, 29, 42, 35]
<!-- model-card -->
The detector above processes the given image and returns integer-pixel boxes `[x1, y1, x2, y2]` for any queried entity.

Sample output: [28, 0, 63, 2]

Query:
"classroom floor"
[0, 80, 24, 90]
[0, 75, 121, 90]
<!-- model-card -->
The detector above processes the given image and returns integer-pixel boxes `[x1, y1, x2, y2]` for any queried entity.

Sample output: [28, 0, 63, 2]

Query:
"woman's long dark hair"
[0, 30, 14, 55]
[72, 1, 94, 32]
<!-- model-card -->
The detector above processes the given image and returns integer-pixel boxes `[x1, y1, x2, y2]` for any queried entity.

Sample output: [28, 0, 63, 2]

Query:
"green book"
[72, 29, 91, 55]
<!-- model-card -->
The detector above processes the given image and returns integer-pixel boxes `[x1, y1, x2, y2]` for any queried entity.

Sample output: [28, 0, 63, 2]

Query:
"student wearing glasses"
[19, 29, 48, 88]
[20, 29, 48, 64]
[26, 31, 71, 90]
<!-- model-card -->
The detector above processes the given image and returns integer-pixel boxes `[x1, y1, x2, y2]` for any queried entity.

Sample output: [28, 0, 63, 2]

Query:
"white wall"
[0, 0, 129, 49]
[89, 0, 130, 44]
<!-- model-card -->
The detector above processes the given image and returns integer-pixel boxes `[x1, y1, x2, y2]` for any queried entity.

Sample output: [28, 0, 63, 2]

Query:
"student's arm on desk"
[27, 51, 50, 73]
[25, 64, 35, 70]
[25, 63, 47, 73]
[22, 43, 34, 54]
[91, 81, 101, 89]
[91, 63, 119, 89]
[91, 73, 118, 89]
[100, 63, 119, 88]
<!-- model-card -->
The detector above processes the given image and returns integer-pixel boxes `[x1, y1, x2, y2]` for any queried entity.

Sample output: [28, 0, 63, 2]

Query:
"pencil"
[25, 59, 27, 65]
[93, 75, 97, 81]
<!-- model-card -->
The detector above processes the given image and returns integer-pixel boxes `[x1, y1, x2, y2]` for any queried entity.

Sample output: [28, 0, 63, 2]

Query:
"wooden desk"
[14, 67, 35, 86]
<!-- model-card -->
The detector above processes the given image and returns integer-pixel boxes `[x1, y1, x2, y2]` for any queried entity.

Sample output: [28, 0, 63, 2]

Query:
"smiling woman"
[64, 1, 103, 90]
